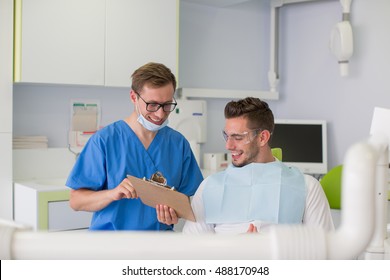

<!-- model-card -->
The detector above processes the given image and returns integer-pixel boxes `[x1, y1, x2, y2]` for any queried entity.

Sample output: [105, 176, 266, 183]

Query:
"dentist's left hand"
[246, 223, 258, 233]
[156, 204, 178, 225]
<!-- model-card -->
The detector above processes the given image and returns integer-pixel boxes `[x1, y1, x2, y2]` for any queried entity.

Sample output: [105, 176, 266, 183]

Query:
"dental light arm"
[340, 0, 352, 15]
[330, 0, 354, 76]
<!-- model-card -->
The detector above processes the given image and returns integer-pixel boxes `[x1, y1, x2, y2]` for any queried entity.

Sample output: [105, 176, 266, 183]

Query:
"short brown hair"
[224, 97, 274, 133]
[131, 62, 176, 93]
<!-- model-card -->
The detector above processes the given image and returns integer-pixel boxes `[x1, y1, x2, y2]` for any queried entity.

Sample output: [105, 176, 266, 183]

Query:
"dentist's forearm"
[69, 188, 114, 212]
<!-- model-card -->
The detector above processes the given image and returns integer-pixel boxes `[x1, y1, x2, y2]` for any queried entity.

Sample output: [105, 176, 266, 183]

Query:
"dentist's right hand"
[70, 177, 138, 212]
[110, 178, 138, 200]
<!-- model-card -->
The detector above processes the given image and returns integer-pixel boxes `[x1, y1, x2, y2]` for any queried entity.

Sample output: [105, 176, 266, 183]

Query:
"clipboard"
[127, 175, 196, 222]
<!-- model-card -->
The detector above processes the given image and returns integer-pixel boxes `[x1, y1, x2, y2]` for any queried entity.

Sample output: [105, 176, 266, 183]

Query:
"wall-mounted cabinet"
[14, 0, 178, 87]
[181, 0, 250, 8]
[105, 0, 178, 87]
[14, 0, 106, 85]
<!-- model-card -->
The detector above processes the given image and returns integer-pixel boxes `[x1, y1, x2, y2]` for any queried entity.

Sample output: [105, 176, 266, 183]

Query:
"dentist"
[66, 62, 203, 230]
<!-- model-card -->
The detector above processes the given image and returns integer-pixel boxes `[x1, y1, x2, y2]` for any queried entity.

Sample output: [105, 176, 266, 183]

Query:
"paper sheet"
[70, 99, 101, 132]
[127, 175, 196, 222]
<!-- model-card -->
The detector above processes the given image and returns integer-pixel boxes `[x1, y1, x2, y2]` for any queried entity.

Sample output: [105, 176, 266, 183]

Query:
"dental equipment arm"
[364, 135, 389, 258]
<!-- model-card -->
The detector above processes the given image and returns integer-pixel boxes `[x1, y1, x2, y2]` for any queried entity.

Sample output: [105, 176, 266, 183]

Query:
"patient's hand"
[246, 223, 258, 233]
[156, 204, 178, 225]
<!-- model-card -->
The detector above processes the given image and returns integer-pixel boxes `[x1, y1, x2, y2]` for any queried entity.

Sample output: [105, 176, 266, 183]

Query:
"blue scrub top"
[66, 120, 203, 230]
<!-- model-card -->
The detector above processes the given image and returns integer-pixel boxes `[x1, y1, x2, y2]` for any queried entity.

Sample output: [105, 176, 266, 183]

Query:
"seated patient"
[183, 97, 334, 234]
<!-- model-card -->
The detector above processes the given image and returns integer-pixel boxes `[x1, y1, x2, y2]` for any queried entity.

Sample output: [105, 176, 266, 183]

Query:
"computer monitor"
[270, 119, 328, 174]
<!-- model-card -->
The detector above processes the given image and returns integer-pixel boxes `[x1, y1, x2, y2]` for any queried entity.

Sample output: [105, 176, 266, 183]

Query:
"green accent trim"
[37, 190, 70, 230]
[13, 0, 22, 82]
[73, 103, 97, 107]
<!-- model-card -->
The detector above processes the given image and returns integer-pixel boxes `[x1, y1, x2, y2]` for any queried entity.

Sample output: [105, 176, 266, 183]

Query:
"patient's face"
[224, 117, 260, 167]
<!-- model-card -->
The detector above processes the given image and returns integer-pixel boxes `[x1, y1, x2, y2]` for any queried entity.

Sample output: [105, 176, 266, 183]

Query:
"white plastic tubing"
[326, 136, 382, 259]
[365, 135, 389, 254]
[0, 137, 383, 260]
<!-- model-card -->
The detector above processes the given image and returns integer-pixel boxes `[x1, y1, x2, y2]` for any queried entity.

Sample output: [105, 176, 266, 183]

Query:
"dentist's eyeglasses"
[222, 129, 263, 145]
[136, 92, 177, 112]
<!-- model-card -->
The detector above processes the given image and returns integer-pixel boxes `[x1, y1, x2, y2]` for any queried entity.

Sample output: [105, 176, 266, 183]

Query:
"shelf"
[178, 87, 279, 100]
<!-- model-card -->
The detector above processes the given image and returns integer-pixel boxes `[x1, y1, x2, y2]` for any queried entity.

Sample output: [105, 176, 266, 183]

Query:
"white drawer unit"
[14, 180, 92, 231]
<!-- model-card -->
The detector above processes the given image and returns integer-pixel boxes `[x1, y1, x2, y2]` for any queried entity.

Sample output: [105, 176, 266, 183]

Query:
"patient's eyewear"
[222, 129, 263, 145]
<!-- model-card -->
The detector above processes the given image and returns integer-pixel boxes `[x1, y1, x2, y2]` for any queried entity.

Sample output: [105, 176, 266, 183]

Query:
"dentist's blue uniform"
[66, 120, 203, 230]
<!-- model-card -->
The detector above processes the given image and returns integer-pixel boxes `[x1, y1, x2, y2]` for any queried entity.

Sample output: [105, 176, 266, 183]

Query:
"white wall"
[274, 0, 390, 168]
[0, 0, 14, 220]
[179, 0, 270, 89]
[13, 0, 390, 171]
[13, 84, 132, 147]
[179, 0, 390, 169]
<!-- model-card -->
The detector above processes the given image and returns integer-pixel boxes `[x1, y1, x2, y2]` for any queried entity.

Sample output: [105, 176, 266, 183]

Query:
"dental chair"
[271, 148, 282, 161]
[320, 164, 343, 228]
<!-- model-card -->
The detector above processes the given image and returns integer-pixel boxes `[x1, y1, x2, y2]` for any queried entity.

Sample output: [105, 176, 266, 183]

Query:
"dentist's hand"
[70, 178, 138, 212]
[110, 178, 138, 201]
[246, 223, 258, 233]
[156, 204, 178, 225]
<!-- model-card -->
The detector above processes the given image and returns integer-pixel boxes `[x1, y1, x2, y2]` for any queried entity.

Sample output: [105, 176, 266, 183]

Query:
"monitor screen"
[270, 119, 328, 174]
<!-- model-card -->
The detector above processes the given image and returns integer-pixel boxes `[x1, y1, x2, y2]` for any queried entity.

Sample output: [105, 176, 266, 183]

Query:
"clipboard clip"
[144, 171, 176, 191]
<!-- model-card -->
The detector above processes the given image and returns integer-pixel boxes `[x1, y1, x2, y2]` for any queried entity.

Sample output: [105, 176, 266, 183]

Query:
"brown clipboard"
[127, 175, 196, 222]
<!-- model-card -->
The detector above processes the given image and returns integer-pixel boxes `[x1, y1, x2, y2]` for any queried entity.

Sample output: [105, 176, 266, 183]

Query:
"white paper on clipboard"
[127, 175, 196, 222]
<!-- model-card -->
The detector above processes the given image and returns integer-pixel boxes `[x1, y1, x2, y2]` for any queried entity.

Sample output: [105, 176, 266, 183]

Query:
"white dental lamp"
[330, 0, 354, 77]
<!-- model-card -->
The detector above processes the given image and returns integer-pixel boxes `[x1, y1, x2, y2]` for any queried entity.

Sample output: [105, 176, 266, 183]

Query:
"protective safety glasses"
[222, 129, 262, 145]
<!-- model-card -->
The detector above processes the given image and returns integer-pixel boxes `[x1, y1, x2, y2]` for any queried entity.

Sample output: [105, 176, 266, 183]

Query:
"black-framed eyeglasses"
[136, 92, 177, 112]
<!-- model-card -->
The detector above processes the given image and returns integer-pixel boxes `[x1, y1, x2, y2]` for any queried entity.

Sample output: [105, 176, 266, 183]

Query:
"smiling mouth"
[148, 116, 164, 125]
[230, 151, 243, 161]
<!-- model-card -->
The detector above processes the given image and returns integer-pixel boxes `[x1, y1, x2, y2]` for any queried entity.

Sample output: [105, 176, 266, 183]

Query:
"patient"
[183, 97, 334, 234]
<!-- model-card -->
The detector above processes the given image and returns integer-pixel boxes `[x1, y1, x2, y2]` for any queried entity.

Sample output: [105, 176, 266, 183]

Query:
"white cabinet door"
[105, 0, 178, 87]
[0, 133, 13, 220]
[0, 0, 13, 132]
[17, 0, 105, 85]
[48, 201, 92, 231]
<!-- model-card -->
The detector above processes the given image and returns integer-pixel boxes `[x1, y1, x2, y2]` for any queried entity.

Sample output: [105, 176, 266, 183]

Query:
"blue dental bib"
[202, 161, 306, 224]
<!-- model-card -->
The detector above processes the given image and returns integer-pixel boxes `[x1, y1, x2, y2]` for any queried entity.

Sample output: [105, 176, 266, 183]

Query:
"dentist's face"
[133, 83, 175, 125]
[224, 117, 261, 167]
